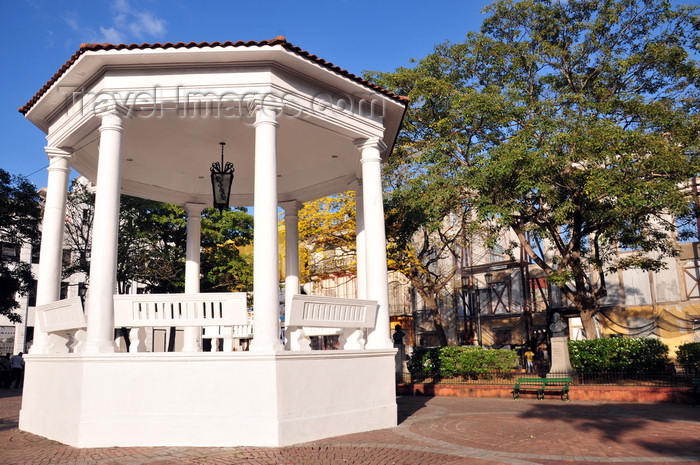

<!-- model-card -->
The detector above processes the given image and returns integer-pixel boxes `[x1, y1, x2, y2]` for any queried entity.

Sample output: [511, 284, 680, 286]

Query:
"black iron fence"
[397, 369, 698, 387]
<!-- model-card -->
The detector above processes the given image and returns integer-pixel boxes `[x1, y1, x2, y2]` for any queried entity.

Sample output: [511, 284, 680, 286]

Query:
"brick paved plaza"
[1, 389, 699, 465]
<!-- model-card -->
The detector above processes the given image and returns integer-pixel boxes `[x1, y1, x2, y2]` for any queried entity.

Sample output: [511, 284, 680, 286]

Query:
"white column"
[183, 202, 206, 352]
[355, 181, 367, 300]
[355, 138, 392, 349]
[281, 201, 302, 311]
[84, 107, 126, 354]
[30, 147, 71, 354]
[250, 106, 283, 352]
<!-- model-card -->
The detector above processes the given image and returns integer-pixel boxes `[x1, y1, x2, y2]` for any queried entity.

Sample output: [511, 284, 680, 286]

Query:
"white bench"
[34, 297, 86, 352]
[113, 292, 248, 352]
[285, 295, 378, 350]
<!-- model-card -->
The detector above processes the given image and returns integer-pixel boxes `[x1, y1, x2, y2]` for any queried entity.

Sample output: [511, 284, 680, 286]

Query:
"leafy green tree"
[63, 182, 254, 294]
[383, 164, 470, 346]
[371, 0, 699, 339]
[201, 208, 254, 292]
[0, 169, 41, 322]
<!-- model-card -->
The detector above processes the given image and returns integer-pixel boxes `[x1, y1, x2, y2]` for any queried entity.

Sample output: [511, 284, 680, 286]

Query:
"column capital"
[44, 146, 72, 158]
[96, 104, 128, 133]
[185, 202, 207, 217]
[280, 200, 303, 215]
[95, 102, 129, 119]
[44, 147, 72, 173]
[253, 103, 281, 128]
[353, 137, 387, 154]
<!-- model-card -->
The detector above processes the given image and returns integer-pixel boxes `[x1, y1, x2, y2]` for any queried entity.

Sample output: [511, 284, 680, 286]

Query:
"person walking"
[10, 352, 24, 389]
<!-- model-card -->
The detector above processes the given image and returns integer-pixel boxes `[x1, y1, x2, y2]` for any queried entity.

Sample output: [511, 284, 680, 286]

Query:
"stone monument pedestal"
[547, 336, 574, 377]
[394, 343, 407, 379]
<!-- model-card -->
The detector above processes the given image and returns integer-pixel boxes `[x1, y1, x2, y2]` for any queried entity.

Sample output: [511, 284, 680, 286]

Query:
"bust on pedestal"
[547, 312, 574, 377]
[393, 324, 407, 377]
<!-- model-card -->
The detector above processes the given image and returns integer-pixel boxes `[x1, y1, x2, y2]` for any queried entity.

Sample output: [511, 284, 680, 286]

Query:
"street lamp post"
[480, 272, 494, 347]
[460, 274, 472, 345]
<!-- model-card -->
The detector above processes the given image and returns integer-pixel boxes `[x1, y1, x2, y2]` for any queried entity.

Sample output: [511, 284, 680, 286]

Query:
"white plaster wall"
[622, 268, 652, 306]
[654, 256, 682, 303]
[19, 350, 397, 448]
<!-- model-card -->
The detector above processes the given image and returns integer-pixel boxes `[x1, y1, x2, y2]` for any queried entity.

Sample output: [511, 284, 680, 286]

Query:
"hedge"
[408, 346, 519, 379]
[677, 342, 700, 374]
[567, 337, 669, 373]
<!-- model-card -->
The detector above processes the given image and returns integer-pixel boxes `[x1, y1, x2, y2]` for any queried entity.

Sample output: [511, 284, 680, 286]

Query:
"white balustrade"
[34, 297, 86, 353]
[285, 295, 378, 350]
[114, 293, 248, 352]
[35, 293, 377, 353]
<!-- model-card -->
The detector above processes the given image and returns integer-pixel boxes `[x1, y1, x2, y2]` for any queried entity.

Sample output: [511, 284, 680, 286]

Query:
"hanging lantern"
[210, 142, 234, 213]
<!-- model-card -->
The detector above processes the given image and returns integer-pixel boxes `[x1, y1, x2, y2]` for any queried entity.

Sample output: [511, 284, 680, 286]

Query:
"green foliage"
[676, 342, 700, 374]
[64, 182, 254, 294]
[200, 208, 254, 292]
[370, 0, 700, 338]
[567, 337, 670, 372]
[409, 346, 519, 379]
[0, 169, 40, 322]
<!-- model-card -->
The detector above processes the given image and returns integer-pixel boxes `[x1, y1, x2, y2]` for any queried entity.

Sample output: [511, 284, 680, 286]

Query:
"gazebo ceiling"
[22, 38, 408, 206]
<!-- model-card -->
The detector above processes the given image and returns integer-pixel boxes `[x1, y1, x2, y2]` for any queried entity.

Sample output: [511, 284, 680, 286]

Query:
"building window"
[31, 247, 40, 264]
[60, 282, 69, 300]
[1, 242, 20, 261]
[28, 280, 37, 307]
[62, 249, 72, 267]
[488, 240, 506, 263]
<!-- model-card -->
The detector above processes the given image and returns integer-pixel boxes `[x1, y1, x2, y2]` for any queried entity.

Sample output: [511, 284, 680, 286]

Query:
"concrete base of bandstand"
[18, 349, 397, 448]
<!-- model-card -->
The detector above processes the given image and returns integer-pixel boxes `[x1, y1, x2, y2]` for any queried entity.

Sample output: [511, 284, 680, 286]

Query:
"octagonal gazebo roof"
[21, 37, 408, 207]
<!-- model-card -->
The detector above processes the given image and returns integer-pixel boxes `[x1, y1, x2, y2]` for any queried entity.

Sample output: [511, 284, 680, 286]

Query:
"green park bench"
[513, 377, 571, 401]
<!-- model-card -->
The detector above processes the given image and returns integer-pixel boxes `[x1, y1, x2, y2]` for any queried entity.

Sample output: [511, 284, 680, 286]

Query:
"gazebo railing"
[285, 294, 378, 350]
[114, 293, 248, 352]
[34, 293, 380, 353]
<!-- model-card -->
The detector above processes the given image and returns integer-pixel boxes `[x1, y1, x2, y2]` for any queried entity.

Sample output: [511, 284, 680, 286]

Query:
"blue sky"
[0, 0, 492, 188]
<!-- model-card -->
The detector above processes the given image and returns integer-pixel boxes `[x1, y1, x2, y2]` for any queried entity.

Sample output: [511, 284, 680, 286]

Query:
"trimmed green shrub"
[568, 337, 670, 373]
[677, 342, 700, 374]
[408, 346, 519, 379]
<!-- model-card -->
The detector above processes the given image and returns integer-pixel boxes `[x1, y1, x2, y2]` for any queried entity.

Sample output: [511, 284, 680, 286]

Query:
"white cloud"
[99, 26, 125, 44]
[130, 12, 166, 38]
[63, 14, 81, 33]
[62, 0, 167, 44]
[104, 0, 167, 42]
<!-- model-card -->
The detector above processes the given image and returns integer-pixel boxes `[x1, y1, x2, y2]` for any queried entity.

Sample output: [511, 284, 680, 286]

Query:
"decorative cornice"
[19, 37, 409, 115]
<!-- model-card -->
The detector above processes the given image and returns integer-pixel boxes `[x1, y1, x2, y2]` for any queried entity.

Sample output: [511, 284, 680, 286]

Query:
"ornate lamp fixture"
[210, 142, 234, 213]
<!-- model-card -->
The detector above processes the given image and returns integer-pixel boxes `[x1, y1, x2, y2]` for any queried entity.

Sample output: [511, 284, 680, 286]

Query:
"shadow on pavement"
[0, 389, 22, 399]
[519, 401, 700, 457]
[396, 395, 428, 424]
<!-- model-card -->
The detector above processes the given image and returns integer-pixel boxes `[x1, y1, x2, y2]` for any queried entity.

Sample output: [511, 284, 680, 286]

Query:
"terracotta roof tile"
[19, 37, 408, 115]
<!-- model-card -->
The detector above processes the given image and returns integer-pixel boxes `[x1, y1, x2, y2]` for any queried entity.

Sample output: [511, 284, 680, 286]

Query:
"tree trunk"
[578, 307, 598, 340]
[423, 293, 450, 346]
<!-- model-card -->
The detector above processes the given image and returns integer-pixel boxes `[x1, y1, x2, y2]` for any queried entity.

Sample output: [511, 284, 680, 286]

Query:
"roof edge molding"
[19, 37, 409, 116]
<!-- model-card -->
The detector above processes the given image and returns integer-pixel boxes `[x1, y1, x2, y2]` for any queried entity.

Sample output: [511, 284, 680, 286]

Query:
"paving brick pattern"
[1, 389, 699, 465]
